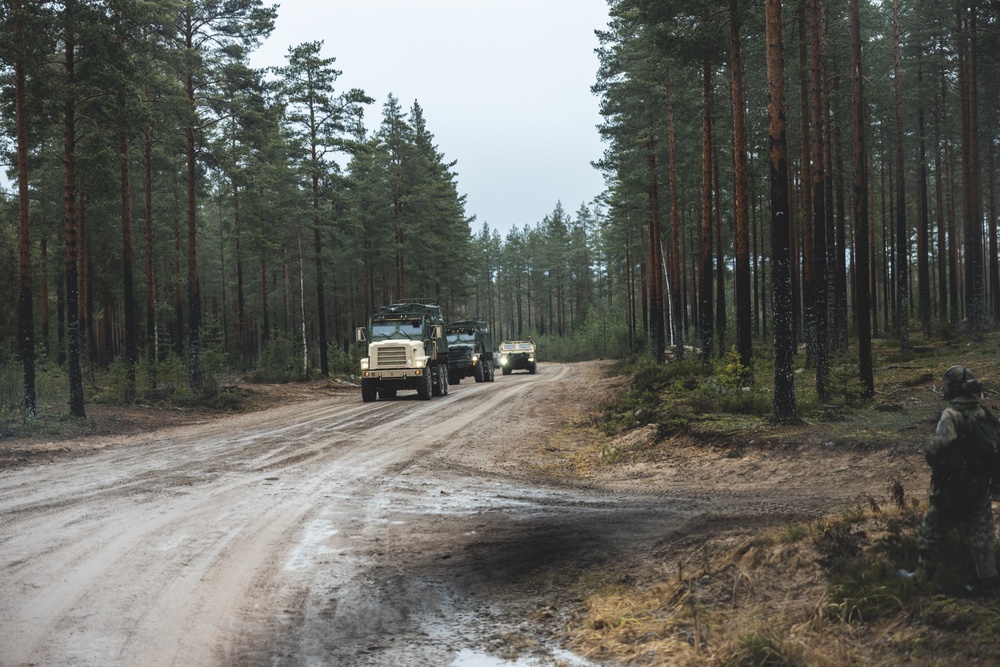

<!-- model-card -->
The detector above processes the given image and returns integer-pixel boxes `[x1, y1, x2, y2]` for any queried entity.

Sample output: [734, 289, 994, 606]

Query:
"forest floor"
[1, 336, 999, 665]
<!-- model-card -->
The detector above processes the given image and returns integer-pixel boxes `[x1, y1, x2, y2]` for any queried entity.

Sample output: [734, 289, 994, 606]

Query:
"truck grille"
[376, 346, 407, 367]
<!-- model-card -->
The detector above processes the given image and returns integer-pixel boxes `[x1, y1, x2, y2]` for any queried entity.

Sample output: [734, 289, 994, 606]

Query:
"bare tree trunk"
[730, 0, 752, 371]
[183, 14, 202, 390]
[810, 0, 829, 400]
[767, 0, 796, 421]
[699, 56, 714, 363]
[646, 136, 665, 362]
[963, 7, 985, 339]
[850, 0, 874, 399]
[63, 8, 85, 417]
[14, 0, 36, 419]
[892, 0, 909, 351]
[667, 74, 684, 360]
[917, 61, 932, 339]
[143, 121, 157, 378]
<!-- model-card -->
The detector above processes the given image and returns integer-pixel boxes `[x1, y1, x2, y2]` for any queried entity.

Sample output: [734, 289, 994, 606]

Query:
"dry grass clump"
[563, 500, 1000, 666]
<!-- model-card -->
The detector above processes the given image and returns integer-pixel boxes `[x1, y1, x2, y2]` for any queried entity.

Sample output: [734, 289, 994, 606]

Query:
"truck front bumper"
[362, 368, 426, 380]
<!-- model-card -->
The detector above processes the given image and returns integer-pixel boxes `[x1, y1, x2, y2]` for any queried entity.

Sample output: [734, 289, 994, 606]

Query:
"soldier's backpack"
[958, 404, 1000, 494]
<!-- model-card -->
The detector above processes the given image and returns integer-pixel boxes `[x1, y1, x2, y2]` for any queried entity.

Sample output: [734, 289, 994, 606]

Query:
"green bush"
[253, 336, 303, 383]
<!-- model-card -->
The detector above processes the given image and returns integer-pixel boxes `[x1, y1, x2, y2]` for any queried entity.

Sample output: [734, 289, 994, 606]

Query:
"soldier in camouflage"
[904, 365, 999, 596]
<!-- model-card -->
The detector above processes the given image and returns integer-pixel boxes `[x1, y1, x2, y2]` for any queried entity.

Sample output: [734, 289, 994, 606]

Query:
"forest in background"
[1, 0, 999, 422]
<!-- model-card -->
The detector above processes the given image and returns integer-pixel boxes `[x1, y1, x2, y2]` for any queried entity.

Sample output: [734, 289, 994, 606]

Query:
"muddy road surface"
[0, 363, 705, 666]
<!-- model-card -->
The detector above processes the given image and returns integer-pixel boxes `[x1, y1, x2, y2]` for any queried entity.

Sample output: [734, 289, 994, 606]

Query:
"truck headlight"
[414, 358, 425, 368]
[472, 354, 479, 363]
[500, 356, 508, 365]
[528, 357, 534, 362]
[360, 358, 370, 371]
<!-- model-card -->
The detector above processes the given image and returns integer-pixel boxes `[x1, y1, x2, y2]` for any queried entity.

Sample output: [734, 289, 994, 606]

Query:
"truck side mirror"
[355, 327, 366, 342]
[432, 324, 443, 339]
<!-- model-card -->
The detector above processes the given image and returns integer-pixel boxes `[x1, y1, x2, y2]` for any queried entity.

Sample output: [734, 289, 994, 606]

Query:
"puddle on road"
[450, 647, 595, 666]
[284, 519, 338, 570]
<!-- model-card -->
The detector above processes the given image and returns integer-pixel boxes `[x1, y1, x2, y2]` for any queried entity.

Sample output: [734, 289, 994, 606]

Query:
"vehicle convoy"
[445, 320, 495, 384]
[356, 302, 449, 401]
[497, 339, 538, 375]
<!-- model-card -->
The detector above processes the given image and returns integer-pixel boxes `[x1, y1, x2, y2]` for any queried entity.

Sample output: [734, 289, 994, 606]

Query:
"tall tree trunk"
[892, 0, 909, 351]
[730, 0, 752, 371]
[234, 183, 246, 370]
[767, 0, 797, 421]
[917, 61, 932, 338]
[41, 239, 49, 358]
[962, 7, 985, 339]
[312, 169, 329, 377]
[172, 176, 184, 358]
[63, 9, 85, 417]
[810, 0, 829, 401]
[646, 136, 665, 363]
[184, 14, 202, 390]
[832, 72, 849, 353]
[14, 0, 36, 419]
[850, 0, 874, 399]
[258, 186, 270, 344]
[119, 120, 137, 402]
[699, 56, 714, 363]
[797, 6, 815, 363]
[667, 74, 684, 359]
[143, 121, 157, 379]
[714, 146, 726, 359]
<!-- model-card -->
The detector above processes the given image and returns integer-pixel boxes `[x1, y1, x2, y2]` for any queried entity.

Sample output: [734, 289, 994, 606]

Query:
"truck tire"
[432, 365, 448, 397]
[502, 366, 512, 376]
[449, 372, 460, 386]
[486, 362, 495, 382]
[474, 360, 485, 383]
[378, 386, 396, 399]
[417, 368, 432, 400]
[361, 378, 378, 402]
[530, 362, 537, 375]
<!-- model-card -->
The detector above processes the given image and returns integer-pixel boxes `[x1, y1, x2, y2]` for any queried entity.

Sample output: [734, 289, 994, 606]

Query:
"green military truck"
[445, 320, 495, 384]
[356, 302, 449, 401]
[497, 339, 538, 375]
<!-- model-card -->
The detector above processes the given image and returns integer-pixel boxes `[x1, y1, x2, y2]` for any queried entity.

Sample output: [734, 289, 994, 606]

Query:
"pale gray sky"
[250, 0, 610, 235]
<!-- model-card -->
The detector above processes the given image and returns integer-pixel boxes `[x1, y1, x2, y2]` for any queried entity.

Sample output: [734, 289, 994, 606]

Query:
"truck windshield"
[371, 320, 423, 339]
[446, 330, 476, 344]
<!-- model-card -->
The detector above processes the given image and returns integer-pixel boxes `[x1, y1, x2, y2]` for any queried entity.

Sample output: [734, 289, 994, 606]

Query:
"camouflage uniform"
[917, 366, 998, 584]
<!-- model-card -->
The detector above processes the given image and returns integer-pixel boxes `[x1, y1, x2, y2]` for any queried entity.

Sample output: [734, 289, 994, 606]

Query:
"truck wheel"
[474, 360, 485, 383]
[449, 372, 460, 386]
[440, 368, 449, 396]
[417, 368, 432, 400]
[432, 365, 445, 396]
[530, 362, 537, 374]
[487, 362, 495, 382]
[378, 386, 396, 399]
[361, 378, 378, 402]
[502, 366, 512, 376]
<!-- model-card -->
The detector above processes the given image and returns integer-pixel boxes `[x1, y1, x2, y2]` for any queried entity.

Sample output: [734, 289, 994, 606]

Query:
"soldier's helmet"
[942, 365, 983, 399]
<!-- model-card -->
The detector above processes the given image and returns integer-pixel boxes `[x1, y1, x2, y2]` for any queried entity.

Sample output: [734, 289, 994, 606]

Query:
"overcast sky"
[249, 0, 610, 236]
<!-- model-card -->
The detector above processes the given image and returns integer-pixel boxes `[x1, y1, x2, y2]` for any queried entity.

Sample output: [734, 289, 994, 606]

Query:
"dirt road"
[0, 364, 666, 666]
[0, 362, 926, 666]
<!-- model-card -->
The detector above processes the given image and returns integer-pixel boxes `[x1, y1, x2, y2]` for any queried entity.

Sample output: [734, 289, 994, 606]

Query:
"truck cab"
[497, 339, 538, 375]
[445, 320, 495, 384]
[356, 302, 449, 401]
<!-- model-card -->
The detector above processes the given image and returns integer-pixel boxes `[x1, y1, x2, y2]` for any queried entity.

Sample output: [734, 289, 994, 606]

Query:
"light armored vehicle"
[497, 339, 537, 375]
[356, 302, 449, 401]
[445, 320, 495, 384]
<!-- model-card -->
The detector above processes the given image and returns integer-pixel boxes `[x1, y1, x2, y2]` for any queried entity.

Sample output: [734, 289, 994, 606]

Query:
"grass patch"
[565, 497, 1000, 666]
